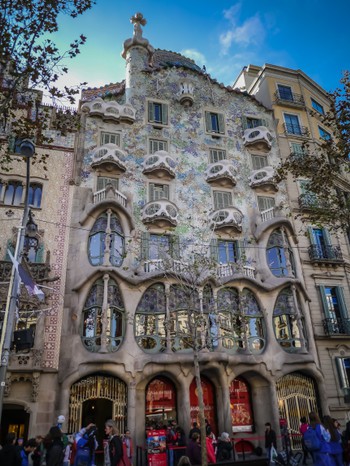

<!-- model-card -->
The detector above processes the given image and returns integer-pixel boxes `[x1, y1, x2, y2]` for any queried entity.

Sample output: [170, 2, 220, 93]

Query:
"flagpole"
[0, 139, 35, 424]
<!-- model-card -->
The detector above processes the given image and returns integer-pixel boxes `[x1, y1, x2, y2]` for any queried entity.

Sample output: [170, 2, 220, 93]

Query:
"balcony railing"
[283, 123, 309, 137]
[93, 187, 127, 208]
[275, 90, 305, 107]
[298, 193, 323, 210]
[143, 259, 184, 273]
[323, 317, 350, 336]
[308, 245, 343, 262]
[217, 263, 256, 279]
[260, 206, 276, 222]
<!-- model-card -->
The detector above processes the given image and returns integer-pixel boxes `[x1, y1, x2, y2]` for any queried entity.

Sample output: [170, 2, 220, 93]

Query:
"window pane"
[89, 232, 105, 265]
[150, 139, 168, 153]
[284, 114, 301, 134]
[311, 98, 324, 114]
[209, 149, 226, 163]
[252, 155, 268, 170]
[278, 85, 293, 100]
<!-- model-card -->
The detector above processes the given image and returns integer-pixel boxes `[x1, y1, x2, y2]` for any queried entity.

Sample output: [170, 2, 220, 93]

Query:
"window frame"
[277, 84, 294, 101]
[149, 138, 168, 154]
[283, 113, 302, 135]
[318, 126, 331, 140]
[209, 148, 227, 163]
[149, 182, 170, 202]
[100, 131, 121, 146]
[205, 110, 225, 135]
[311, 98, 324, 115]
[251, 155, 268, 170]
[213, 190, 233, 210]
[148, 100, 169, 126]
[242, 116, 268, 130]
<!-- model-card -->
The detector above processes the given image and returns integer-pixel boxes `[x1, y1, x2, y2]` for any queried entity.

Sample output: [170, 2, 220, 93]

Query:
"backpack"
[77, 436, 89, 449]
[303, 427, 321, 451]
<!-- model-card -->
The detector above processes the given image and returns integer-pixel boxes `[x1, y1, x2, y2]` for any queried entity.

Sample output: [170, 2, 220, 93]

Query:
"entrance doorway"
[189, 376, 217, 435]
[69, 374, 127, 444]
[82, 398, 113, 447]
[0, 404, 29, 445]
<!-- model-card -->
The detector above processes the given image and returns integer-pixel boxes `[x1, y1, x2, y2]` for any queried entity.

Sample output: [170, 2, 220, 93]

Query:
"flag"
[8, 250, 45, 301]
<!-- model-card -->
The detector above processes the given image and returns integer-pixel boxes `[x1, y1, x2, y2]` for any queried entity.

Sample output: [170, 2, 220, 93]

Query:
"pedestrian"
[205, 434, 216, 464]
[216, 432, 233, 462]
[186, 432, 201, 466]
[323, 416, 342, 466]
[105, 420, 123, 466]
[177, 456, 192, 466]
[307, 411, 332, 466]
[74, 423, 98, 466]
[265, 422, 277, 461]
[123, 429, 133, 465]
[343, 421, 350, 466]
[20, 439, 37, 466]
[0, 432, 22, 466]
[189, 423, 200, 440]
[299, 416, 310, 465]
[205, 420, 212, 437]
[45, 426, 65, 466]
[31, 436, 45, 466]
[175, 427, 187, 447]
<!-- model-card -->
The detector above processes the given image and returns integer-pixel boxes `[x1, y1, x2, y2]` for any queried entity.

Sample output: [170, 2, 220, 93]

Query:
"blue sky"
[52, 0, 350, 98]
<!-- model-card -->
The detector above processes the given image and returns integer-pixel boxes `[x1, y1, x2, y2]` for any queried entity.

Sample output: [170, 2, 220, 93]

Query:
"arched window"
[88, 211, 125, 266]
[28, 183, 42, 208]
[134, 283, 167, 353]
[230, 377, 254, 433]
[273, 288, 305, 352]
[266, 228, 295, 277]
[82, 276, 124, 352]
[146, 377, 177, 427]
[217, 288, 265, 354]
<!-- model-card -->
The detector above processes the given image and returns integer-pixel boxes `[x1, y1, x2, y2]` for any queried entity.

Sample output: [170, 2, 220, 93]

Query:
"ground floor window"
[189, 376, 217, 435]
[146, 377, 177, 428]
[230, 378, 254, 433]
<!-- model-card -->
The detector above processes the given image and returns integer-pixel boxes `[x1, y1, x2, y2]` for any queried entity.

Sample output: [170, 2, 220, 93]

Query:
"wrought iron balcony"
[298, 193, 320, 210]
[308, 245, 343, 263]
[283, 123, 309, 137]
[274, 90, 305, 107]
[323, 317, 350, 336]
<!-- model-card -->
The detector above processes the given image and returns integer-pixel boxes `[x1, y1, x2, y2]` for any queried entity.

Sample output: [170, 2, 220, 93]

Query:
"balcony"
[93, 184, 127, 208]
[217, 263, 256, 279]
[82, 97, 136, 124]
[205, 160, 237, 188]
[142, 200, 178, 227]
[142, 150, 177, 179]
[323, 318, 350, 336]
[243, 126, 274, 152]
[210, 207, 243, 233]
[91, 144, 127, 173]
[308, 245, 343, 264]
[178, 80, 194, 107]
[274, 90, 305, 108]
[283, 123, 309, 138]
[143, 259, 184, 273]
[249, 166, 278, 192]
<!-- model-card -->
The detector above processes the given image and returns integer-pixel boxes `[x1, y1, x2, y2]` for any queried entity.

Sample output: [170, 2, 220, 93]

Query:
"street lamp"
[0, 138, 35, 423]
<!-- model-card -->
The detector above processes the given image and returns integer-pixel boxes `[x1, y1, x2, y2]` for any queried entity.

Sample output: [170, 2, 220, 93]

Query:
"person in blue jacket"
[308, 411, 333, 466]
[323, 416, 343, 466]
[20, 438, 37, 466]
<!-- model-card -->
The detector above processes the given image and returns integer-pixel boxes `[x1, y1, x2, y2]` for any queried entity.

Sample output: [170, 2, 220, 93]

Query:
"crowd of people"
[0, 416, 134, 466]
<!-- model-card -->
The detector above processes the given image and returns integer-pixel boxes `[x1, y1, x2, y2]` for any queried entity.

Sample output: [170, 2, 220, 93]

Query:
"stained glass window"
[88, 212, 124, 266]
[267, 229, 295, 277]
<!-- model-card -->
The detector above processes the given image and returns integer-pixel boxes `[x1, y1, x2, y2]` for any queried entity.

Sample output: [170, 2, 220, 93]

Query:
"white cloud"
[180, 49, 207, 66]
[219, 3, 266, 55]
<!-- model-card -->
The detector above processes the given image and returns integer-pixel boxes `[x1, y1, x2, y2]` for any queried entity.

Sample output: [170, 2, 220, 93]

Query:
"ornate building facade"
[1, 13, 343, 454]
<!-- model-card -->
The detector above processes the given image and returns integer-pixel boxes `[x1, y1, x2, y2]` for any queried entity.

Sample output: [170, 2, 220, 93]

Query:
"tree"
[141, 223, 251, 466]
[0, 0, 94, 169]
[277, 71, 350, 234]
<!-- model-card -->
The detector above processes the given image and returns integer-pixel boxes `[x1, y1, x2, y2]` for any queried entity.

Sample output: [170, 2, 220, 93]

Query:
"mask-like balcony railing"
[142, 200, 178, 227]
[82, 98, 136, 123]
[283, 123, 309, 137]
[249, 166, 278, 191]
[323, 317, 350, 336]
[93, 185, 127, 208]
[308, 245, 343, 263]
[143, 259, 185, 273]
[243, 126, 274, 151]
[217, 263, 256, 279]
[210, 207, 243, 232]
[91, 144, 127, 173]
[142, 151, 177, 179]
[274, 90, 305, 107]
[205, 160, 237, 188]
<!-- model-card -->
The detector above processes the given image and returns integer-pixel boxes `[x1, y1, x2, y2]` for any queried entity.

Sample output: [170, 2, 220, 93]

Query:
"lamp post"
[0, 139, 35, 423]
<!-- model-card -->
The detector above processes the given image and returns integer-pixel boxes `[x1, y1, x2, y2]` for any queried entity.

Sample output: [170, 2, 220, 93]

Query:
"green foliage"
[277, 71, 350, 233]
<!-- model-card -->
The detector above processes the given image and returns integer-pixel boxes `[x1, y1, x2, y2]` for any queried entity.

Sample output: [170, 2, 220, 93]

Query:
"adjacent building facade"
[1, 13, 348, 454]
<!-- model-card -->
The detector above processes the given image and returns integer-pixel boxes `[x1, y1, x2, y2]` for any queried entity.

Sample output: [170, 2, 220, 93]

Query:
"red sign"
[230, 378, 253, 433]
[147, 429, 167, 466]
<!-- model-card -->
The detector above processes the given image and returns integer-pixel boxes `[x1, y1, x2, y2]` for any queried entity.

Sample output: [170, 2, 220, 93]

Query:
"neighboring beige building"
[233, 63, 350, 423]
[1, 14, 345, 457]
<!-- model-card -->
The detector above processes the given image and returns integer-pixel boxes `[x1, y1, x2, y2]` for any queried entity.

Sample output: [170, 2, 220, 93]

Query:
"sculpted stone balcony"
[142, 150, 177, 179]
[81, 97, 136, 124]
[243, 126, 274, 152]
[142, 200, 178, 227]
[92, 184, 127, 208]
[178, 80, 194, 107]
[205, 161, 237, 188]
[217, 263, 256, 280]
[210, 207, 243, 233]
[249, 166, 278, 192]
[91, 144, 127, 173]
